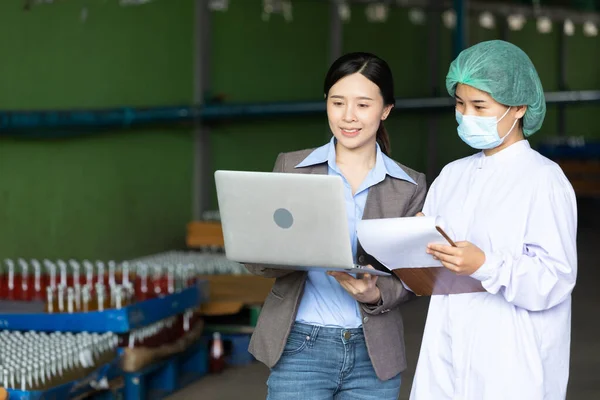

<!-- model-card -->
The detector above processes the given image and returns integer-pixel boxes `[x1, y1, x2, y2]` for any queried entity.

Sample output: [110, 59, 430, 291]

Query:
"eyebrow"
[455, 95, 487, 103]
[330, 95, 374, 101]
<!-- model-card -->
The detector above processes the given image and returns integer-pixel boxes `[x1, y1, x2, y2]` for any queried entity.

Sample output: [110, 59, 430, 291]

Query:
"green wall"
[1, 0, 599, 260]
[0, 0, 195, 260]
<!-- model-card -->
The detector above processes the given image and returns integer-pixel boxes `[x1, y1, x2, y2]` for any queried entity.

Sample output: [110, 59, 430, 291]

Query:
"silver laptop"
[214, 170, 390, 276]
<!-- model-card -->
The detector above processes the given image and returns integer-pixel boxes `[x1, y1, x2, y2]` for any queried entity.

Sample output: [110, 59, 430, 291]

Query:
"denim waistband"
[290, 322, 365, 342]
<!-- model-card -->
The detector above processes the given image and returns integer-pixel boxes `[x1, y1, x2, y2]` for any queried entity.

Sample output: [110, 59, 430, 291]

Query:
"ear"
[515, 105, 527, 120]
[381, 104, 394, 121]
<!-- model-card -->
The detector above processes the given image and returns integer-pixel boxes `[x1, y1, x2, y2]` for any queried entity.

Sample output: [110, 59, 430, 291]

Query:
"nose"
[343, 105, 357, 122]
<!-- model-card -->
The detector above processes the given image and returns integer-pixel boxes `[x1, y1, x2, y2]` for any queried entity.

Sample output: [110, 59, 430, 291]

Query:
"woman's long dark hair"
[324, 52, 395, 156]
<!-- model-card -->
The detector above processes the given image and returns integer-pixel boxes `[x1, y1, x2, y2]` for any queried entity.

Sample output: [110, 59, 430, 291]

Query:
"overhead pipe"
[1, 91, 600, 136]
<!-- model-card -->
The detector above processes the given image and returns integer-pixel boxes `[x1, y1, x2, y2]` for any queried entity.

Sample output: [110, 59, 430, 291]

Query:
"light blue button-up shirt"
[294, 137, 416, 328]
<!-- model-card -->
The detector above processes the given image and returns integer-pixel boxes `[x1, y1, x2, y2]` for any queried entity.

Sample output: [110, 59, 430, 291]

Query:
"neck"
[335, 139, 377, 170]
[483, 129, 525, 156]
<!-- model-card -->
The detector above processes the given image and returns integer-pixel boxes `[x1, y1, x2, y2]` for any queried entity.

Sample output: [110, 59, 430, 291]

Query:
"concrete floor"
[169, 199, 600, 400]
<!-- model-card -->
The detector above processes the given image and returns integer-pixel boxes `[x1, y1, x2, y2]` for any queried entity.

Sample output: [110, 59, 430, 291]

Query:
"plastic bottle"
[209, 332, 226, 373]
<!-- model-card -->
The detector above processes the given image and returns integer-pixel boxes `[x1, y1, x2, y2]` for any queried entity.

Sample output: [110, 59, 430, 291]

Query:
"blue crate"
[7, 360, 121, 400]
[0, 281, 209, 333]
[121, 338, 209, 400]
[204, 332, 254, 366]
[224, 333, 254, 366]
[6, 339, 209, 400]
[538, 139, 600, 160]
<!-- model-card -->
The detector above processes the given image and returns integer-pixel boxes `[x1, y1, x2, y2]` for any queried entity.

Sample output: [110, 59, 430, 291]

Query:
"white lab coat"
[410, 140, 577, 400]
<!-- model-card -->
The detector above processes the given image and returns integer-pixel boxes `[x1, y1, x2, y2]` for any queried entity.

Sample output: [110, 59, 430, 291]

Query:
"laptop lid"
[214, 170, 355, 269]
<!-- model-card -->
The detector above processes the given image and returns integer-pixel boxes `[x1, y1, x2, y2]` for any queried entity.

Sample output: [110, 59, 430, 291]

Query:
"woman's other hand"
[328, 266, 382, 304]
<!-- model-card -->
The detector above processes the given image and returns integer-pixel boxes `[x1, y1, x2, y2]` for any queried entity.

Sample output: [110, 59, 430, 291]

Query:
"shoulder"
[387, 158, 426, 185]
[527, 149, 574, 191]
[276, 148, 318, 166]
[273, 148, 318, 173]
[279, 148, 317, 165]
[528, 147, 563, 170]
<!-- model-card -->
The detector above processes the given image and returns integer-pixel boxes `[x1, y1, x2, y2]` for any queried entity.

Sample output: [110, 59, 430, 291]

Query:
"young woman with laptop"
[244, 52, 427, 400]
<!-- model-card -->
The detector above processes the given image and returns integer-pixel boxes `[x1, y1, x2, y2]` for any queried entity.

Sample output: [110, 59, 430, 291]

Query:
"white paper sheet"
[356, 216, 455, 270]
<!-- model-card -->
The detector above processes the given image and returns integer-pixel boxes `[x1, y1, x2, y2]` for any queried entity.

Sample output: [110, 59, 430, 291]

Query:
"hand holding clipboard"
[389, 212, 485, 295]
[357, 215, 486, 295]
[419, 214, 487, 277]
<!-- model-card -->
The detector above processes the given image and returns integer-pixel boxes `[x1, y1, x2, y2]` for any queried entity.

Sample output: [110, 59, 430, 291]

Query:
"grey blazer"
[245, 148, 427, 381]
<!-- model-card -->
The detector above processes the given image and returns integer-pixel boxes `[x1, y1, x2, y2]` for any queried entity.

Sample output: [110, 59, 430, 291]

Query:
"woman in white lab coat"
[409, 40, 577, 400]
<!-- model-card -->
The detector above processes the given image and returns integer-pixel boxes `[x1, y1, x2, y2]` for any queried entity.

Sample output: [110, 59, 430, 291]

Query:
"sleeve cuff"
[361, 285, 387, 314]
[470, 252, 502, 282]
[362, 296, 383, 308]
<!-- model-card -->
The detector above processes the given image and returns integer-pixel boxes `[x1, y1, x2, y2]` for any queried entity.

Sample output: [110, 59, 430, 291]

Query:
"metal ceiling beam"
[347, 0, 600, 23]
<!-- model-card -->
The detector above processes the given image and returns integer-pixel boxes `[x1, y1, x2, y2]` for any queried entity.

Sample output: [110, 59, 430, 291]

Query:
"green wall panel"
[0, 131, 192, 260]
[210, 0, 330, 102]
[0, 1, 194, 108]
[0, 0, 195, 260]
[343, 6, 429, 98]
[565, 28, 600, 139]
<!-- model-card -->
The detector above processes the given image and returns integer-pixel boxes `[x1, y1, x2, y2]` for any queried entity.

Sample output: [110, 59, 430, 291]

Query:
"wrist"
[364, 288, 382, 305]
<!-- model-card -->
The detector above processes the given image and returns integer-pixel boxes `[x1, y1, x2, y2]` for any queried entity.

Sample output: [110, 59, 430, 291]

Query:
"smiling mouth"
[340, 128, 361, 136]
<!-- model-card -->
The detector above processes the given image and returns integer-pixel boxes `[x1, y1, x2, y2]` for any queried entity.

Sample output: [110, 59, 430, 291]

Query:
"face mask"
[455, 107, 518, 150]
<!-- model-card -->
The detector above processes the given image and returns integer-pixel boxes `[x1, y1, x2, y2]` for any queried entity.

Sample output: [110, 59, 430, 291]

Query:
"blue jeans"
[266, 323, 401, 400]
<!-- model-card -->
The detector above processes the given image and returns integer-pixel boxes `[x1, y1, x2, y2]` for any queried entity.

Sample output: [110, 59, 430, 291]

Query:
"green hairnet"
[446, 40, 546, 136]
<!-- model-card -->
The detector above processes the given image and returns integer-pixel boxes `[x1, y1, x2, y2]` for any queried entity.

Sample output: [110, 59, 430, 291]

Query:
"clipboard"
[391, 225, 486, 296]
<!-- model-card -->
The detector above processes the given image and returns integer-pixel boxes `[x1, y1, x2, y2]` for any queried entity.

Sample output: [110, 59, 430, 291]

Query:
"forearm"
[361, 275, 415, 315]
[471, 167, 578, 311]
[471, 248, 576, 311]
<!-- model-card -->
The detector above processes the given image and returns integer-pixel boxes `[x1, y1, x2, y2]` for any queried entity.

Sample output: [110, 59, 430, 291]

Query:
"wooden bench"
[556, 159, 600, 198]
[186, 220, 274, 317]
[186, 221, 224, 248]
[537, 140, 600, 199]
